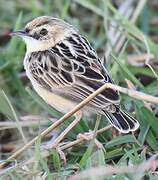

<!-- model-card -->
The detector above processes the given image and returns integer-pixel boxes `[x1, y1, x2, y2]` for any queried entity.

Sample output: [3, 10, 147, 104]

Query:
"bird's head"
[11, 16, 77, 53]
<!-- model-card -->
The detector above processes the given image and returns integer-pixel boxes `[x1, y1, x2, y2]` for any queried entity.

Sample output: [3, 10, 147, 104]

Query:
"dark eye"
[40, 28, 48, 36]
[25, 28, 30, 33]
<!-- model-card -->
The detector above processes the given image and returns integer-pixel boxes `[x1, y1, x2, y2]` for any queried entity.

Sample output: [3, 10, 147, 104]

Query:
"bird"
[11, 16, 139, 134]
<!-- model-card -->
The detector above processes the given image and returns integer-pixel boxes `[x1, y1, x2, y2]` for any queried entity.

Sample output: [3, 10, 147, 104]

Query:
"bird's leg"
[44, 118, 60, 146]
[77, 114, 103, 149]
[46, 111, 82, 148]
[45, 111, 82, 162]
[46, 130, 59, 146]
[77, 131, 103, 149]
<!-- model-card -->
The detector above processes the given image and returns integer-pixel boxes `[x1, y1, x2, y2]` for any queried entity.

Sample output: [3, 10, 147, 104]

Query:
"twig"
[0, 83, 158, 168]
[107, 84, 158, 104]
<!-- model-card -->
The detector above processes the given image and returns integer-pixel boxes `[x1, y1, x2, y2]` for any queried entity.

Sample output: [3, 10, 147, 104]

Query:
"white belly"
[33, 83, 76, 114]
[24, 64, 76, 113]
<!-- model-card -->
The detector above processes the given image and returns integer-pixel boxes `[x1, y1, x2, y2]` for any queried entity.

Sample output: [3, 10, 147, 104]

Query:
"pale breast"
[33, 82, 76, 113]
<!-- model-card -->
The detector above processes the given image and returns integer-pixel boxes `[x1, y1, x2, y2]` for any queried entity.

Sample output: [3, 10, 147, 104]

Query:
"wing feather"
[27, 33, 120, 112]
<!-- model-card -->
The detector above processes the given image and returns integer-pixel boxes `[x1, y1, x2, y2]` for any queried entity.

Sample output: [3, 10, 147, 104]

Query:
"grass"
[0, 0, 158, 179]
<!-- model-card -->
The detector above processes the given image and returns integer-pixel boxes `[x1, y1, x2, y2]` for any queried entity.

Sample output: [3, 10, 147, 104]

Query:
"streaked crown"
[14, 16, 78, 53]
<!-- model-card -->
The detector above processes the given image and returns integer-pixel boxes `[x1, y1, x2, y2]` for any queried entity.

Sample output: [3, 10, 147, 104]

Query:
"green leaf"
[0, 90, 13, 118]
[86, 149, 105, 167]
[73, 0, 104, 16]
[130, 66, 158, 78]
[142, 107, 158, 135]
[136, 104, 150, 145]
[40, 158, 53, 180]
[79, 139, 95, 168]
[0, 90, 26, 144]
[105, 135, 137, 149]
[118, 146, 142, 164]
[146, 130, 158, 151]
[51, 149, 61, 171]
[111, 54, 145, 91]
[8, 11, 23, 51]
[97, 149, 105, 165]
[33, 135, 42, 171]
[105, 148, 123, 161]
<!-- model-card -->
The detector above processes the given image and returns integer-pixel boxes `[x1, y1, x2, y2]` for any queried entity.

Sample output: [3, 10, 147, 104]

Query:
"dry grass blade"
[0, 119, 48, 130]
[142, 34, 158, 79]
[105, 0, 134, 59]
[1, 91, 27, 144]
[69, 159, 158, 180]
[0, 83, 158, 169]
[128, 54, 154, 66]
[0, 125, 112, 174]
[105, 0, 147, 60]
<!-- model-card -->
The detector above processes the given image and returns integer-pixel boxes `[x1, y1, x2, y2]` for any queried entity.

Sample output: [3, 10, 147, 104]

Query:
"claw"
[56, 147, 67, 165]
[77, 131, 103, 149]
[45, 144, 67, 165]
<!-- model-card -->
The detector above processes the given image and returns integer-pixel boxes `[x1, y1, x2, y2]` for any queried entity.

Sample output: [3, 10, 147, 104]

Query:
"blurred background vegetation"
[0, 0, 158, 179]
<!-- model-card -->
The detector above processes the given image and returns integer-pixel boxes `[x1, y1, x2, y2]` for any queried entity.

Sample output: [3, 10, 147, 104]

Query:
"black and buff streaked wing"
[27, 33, 139, 133]
[28, 33, 120, 108]
[52, 33, 120, 107]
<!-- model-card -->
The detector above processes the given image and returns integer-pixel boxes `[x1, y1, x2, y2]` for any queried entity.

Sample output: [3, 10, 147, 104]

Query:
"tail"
[103, 110, 139, 133]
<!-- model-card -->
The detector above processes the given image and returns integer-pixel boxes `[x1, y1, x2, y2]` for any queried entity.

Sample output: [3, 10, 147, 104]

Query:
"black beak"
[10, 30, 27, 37]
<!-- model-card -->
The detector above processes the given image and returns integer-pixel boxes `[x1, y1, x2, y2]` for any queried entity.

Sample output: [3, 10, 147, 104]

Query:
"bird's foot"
[77, 131, 103, 149]
[45, 142, 66, 165]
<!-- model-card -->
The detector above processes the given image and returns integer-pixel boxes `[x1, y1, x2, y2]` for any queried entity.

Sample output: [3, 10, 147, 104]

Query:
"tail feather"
[103, 110, 139, 133]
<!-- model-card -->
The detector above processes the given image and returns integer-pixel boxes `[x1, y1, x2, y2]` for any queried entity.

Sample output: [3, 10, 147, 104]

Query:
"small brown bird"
[11, 16, 139, 133]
